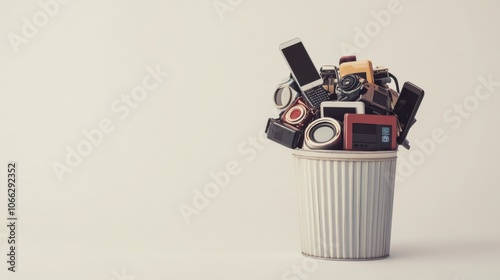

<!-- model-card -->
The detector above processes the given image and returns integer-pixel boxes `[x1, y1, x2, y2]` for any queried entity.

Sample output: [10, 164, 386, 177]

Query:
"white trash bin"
[292, 149, 397, 260]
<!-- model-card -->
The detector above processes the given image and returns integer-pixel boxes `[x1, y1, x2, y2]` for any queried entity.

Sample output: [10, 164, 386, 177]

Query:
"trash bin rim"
[292, 149, 397, 161]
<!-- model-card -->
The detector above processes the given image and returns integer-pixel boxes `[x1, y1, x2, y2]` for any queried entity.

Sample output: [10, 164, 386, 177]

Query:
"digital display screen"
[394, 88, 420, 131]
[353, 123, 376, 134]
[393, 82, 423, 145]
[322, 107, 356, 123]
[352, 124, 392, 150]
[282, 42, 321, 87]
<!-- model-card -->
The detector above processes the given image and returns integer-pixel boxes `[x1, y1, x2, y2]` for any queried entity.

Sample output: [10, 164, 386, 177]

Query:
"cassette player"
[343, 114, 397, 151]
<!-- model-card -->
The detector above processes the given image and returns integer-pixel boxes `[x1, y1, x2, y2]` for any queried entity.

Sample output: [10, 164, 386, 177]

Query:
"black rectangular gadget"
[265, 118, 304, 149]
[393, 81, 424, 145]
[279, 38, 330, 110]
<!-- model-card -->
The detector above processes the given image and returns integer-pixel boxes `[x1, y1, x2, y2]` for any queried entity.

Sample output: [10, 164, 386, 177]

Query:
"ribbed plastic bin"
[292, 150, 397, 260]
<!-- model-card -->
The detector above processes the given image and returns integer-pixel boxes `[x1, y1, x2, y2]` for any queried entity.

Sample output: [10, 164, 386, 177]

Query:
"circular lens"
[342, 77, 353, 87]
[285, 105, 306, 124]
[289, 108, 302, 120]
[312, 124, 336, 143]
[304, 117, 342, 150]
[340, 75, 358, 91]
[274, 88, 291, 108]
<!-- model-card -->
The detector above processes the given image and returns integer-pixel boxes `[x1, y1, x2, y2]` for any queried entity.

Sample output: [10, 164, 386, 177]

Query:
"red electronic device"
[343, 114, 397, 151]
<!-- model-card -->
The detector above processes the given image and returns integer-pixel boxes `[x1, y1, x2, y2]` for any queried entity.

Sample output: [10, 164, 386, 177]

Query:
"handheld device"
[344, 114, 397, 151]
[279, 38, 330, 110]
[320, 101, 365, 123]
[393, 81, 424, 145]
[265, 118, 304, 149]
[339, 60, 375, 84]
[303, 117, 342, 150]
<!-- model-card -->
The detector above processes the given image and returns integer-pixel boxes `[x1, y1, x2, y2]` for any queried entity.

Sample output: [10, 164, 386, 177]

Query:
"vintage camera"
[320, 65, 339, 96]
[373, 66, 391, 87]
[339, 59, 375, 84]
[336, 74, 367, 101]
[265, 118, 304, 149]
[304, 117, 343, 150]
[273, 76, 301, 112]
[358, 82, 393, 115]
[280, 96, 316, 129]
[373, 66, 401, 102]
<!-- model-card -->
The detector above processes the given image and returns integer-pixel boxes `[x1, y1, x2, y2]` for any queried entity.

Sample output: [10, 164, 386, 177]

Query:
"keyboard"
[303, 86, 330, 110]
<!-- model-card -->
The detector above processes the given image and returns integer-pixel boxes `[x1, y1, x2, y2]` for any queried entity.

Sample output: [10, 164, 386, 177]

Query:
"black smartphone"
[393, 82, 424, 145]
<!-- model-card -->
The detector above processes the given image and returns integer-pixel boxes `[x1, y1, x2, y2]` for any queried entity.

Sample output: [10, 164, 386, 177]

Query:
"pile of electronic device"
[265, 38, 424, 151]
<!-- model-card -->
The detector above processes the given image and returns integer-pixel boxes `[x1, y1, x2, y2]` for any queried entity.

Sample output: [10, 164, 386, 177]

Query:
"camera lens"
[311, 124, 336, 143]
[274, 87, 291, 108]
[289, 107, 303, 120]
[336, 75, 366, 101]
[339, 75, 359, 91]
[285, 105, 306, 124]
[304, 117, 342, 150]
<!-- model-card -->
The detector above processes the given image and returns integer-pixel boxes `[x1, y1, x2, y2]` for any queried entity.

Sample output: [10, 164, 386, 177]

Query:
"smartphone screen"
[281, 42, 321, 87]
[393, 82, 424, 144]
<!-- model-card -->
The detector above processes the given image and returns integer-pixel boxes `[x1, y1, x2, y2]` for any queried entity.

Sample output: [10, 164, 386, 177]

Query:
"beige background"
[0, 0, 499, 279]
